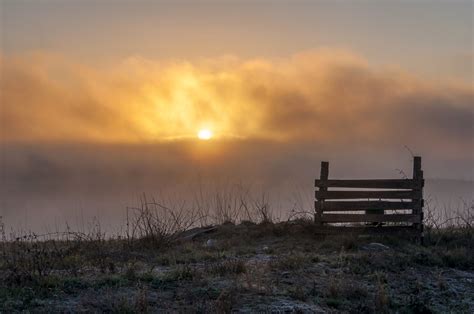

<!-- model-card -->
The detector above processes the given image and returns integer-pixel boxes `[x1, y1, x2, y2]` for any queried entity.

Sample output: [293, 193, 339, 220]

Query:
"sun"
[197, 129, 213, 140]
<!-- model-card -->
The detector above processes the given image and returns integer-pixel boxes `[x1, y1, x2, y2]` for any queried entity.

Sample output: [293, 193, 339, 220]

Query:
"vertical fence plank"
[315, 161, 329, 224]
[412, 156, 422, 216]
[413, 156, 421, 180]
[413, 156, 423, 242]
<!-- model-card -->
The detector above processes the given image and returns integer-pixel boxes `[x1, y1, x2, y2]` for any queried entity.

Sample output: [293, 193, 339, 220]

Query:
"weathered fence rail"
[314, 156, 424, 239]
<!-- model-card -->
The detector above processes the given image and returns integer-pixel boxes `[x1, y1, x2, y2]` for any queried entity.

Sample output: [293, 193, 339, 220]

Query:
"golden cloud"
[1, 49, 472, 149]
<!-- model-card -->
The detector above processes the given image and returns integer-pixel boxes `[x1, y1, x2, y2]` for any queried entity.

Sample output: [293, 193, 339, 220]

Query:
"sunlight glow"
[197, 129, 213, 140]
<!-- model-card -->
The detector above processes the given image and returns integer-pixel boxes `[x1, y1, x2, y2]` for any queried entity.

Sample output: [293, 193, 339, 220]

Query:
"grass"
[0, 202, 473, 313]
[268, 252, 314, 271]
[205, 259, 247, 277]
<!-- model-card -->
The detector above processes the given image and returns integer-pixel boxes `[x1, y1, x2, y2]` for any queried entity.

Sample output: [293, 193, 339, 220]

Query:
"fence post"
[413, 156, 424, 243]
[315, 161, 329, 225]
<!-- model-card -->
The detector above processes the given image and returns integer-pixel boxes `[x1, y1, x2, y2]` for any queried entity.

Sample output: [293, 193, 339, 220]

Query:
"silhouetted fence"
[315, 156, 424, 239]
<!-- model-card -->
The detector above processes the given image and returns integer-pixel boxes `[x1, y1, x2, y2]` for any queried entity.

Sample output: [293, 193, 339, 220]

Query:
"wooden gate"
[314, 156, 424, 238]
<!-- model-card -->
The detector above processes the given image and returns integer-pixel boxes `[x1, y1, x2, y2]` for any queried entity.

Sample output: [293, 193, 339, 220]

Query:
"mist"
[1, 49, 473, 232]
[1, 141, 472, 233]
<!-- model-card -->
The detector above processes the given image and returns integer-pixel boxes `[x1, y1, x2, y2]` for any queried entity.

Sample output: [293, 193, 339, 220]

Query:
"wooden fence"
[314, 156, 424, 238]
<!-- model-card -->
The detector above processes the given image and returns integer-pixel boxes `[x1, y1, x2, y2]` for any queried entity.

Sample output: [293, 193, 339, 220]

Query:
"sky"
[2, 1, 472, 81]
[0, 0, 473, 231]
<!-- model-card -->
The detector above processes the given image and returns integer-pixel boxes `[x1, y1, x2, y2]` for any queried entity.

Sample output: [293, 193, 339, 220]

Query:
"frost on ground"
[1, 221, 473, 313]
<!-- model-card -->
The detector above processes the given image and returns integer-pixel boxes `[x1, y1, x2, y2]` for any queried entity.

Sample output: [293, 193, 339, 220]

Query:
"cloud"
[1, 49, 472, 147]
[1, 49, 473, 232]
[0, 49, 474, 174]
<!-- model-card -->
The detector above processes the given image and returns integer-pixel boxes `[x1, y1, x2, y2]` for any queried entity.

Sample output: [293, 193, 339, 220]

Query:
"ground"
[1, 221, 473, 313]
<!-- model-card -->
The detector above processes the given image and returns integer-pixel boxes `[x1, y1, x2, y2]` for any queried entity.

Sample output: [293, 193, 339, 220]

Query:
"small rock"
[206, 239, 216, 248]
[361, 242, 390, 252]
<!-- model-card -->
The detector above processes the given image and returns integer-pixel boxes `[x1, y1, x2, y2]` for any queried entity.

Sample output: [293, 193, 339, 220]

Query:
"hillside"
[1, 221, 473, 313]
